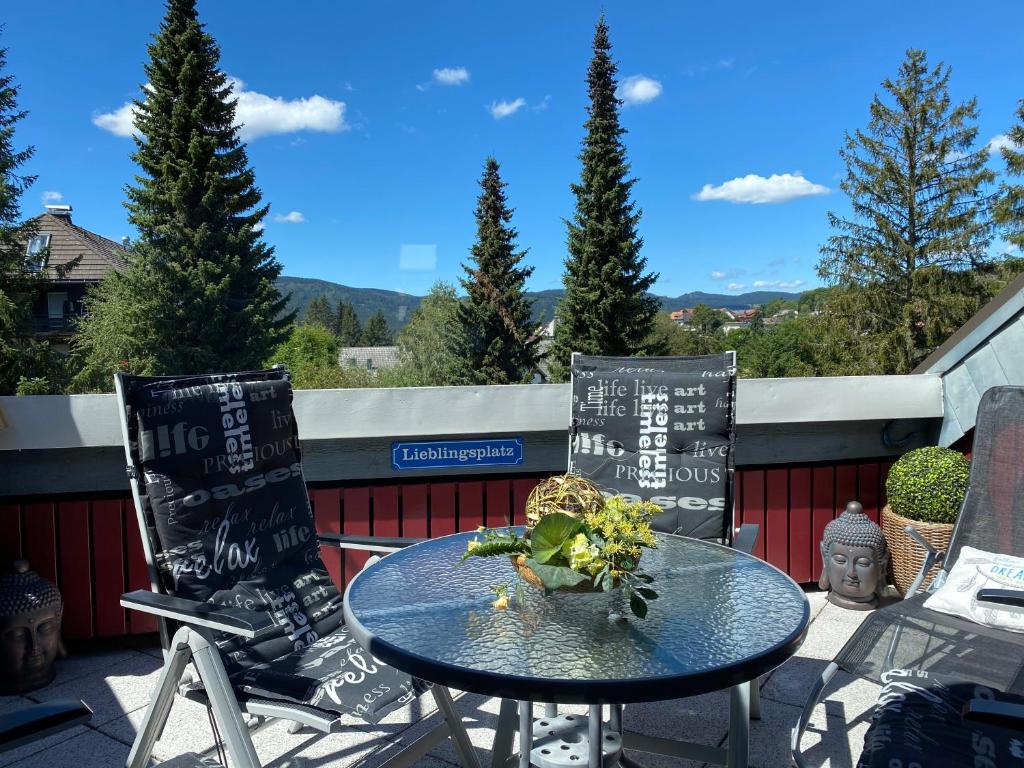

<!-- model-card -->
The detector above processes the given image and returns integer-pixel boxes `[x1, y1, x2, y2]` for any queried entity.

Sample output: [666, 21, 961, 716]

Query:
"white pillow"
[923, 545, 1024, 633]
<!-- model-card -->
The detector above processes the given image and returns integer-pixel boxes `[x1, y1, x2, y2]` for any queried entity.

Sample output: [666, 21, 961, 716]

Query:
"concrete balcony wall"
[0, 375, 943, 496]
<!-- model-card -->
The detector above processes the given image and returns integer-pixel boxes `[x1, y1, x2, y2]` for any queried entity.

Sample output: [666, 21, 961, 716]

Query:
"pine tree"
[359, 311, 394, 346]
[458, 157, 539, 384]
[336, 300, 362, 345]
[548, 15, 660, 381]
[79, 0, 291, 377]
[0, 40, 67, 394]
[304, 295, 335, 332]
[818, 49, 995, 373]
[994, 99, 1024, 251]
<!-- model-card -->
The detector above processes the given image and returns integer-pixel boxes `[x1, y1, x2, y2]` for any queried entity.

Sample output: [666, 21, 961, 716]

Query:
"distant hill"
[276, 275, 803, 329]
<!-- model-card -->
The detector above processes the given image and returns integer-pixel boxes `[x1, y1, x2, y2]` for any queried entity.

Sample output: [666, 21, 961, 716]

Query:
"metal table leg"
[519, 701, 532, 768]
[588, 705, 602, 768]
[726, 682, 750, 768]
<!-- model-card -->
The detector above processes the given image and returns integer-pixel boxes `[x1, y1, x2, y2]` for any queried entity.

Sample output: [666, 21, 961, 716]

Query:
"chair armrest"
[120, 590, 274, 639]
[903, 525, 946, 597]
[0, 700, 92, 754]
[905, 525, 943, 557]
[962, 698, 1024, 729]
[318, 532, 425, 552]
[732, 524, 759, 556]
[977, 588, 1024, 613]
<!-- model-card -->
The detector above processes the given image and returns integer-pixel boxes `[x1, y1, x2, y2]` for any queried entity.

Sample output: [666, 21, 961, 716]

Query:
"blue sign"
[392, 438, 524, 471]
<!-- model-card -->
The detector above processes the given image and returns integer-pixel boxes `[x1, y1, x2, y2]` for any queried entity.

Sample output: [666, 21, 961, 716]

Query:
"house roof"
[338, 346, 400, 370]
[912, 269, 1024, 446]
[33, 213, 130, 282]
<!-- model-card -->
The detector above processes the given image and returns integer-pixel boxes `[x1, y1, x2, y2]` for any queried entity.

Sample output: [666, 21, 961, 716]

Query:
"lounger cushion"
[858, 668, 1024, 768]
[923, 546, 1024, 632]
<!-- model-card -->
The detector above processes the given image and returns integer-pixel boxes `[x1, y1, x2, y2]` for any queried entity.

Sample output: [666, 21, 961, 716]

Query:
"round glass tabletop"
[343, 531, 809, 704]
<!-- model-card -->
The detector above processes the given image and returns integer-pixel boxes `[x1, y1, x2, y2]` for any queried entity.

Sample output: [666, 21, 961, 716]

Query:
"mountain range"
[276, 275, 802, 328]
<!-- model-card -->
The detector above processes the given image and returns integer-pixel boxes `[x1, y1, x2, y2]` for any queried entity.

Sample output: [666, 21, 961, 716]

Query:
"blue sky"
[4, 1, 1022, 297]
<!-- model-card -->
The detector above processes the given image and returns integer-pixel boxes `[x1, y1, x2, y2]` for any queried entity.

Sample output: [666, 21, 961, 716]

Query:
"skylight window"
[25, 234, 51, 271]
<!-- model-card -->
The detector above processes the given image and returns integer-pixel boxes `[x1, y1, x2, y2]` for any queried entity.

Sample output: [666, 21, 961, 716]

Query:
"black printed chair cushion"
[858, 669, 1024, 768]
[123, 370, 423, 724]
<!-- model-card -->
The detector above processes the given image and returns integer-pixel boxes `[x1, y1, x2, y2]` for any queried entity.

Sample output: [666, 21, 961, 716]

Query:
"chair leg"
[790, 661, 839, 768]
[749, 675, 762, 720]
[188, 628, 262, 768]
[491, 699, 518, 768]
[432, 685, 481, 768]
[127, 627, 193, 768]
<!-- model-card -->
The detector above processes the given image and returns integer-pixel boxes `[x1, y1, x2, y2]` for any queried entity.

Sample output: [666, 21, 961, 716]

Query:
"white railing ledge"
[0, 374, 944, 452]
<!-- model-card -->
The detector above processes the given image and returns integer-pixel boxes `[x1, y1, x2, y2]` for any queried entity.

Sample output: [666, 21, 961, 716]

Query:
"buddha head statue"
[818, 501, 889, 610]
[0, 560, 64, 694]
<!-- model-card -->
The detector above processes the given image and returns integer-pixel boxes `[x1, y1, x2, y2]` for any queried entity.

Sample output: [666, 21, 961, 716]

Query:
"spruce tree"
[458, 157, 539, 384]
[336, 300, 362, 345]
[359, 311, 393, 346]
[81, 0, 291, 376]
[548, 15, 660, 381]
[818, 49, 995, 373]
[0, 41, 68, 394]
[994, 99, 1024, 251]
[304, 295, 335, 332]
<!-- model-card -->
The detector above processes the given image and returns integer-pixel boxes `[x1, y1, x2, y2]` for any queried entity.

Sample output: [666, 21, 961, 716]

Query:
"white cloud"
[710, 268, 744, 281]
[93, 77, 346, 141]
[752, 279, 805, 290]
[710, 271, 727, 280]
[727, 283, 746, 291]
[489, 98, 527, 119]
[273, 211, 306, 224]
[616, 75, 662, 106]
[433, 67, 470, 86]
[987, 133, 1021, 154]
[253, 220, 265, 232]
[693, 173, 829, 204]
[41, 191, 63, 203]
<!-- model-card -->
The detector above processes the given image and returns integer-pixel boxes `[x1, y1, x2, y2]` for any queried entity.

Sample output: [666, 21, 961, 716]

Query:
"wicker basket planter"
[881, 505, 954, 595]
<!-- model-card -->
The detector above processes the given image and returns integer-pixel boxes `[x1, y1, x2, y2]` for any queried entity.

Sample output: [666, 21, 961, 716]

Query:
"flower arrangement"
[462, 475, 660, 618]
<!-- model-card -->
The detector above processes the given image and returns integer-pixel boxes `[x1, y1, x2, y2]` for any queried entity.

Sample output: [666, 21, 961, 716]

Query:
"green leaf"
[629, 592, 648, 619]
[524, 558, 590, 591]
[530, 513, 583, 564]
[634, 587, 658, 600]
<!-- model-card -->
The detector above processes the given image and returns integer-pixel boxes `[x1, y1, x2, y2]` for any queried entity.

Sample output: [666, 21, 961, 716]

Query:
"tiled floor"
[0, 590, 878, 767]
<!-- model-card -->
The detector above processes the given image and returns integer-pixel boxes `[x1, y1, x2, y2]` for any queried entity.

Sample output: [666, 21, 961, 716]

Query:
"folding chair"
[566, 352, 762, 760]
[114, 367, 479, 768]
[791, 385, 1024, 767]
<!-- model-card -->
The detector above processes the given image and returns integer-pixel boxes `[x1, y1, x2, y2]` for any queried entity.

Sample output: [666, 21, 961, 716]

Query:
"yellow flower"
[467, 538, 480, 551]
[492, 593, 509, 610]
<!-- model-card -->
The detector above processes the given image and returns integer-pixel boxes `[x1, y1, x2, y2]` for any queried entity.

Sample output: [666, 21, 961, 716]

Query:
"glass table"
[344, 530, 809, 768]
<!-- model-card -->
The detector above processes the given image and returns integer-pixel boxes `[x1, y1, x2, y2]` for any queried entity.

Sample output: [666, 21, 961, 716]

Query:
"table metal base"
[493, 681, 753, 768]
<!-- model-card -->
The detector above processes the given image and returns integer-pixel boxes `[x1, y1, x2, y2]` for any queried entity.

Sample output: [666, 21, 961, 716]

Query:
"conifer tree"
[548, 15, 660, 381]
[994, 100, 1024, 251]
[818, 49, 995, 373]
[458, 157, 539, 384]
[359, 311, 393, 346]
[304, 295, 335, 332]
[0, 41, 68, 394]
[336, 300, 362, 345]
[79, 0, 290, 377]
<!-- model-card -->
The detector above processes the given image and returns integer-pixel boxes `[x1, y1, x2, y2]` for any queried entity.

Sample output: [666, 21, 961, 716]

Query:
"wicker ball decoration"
[0, 561, 62, 618]
[524, 474, 605, 528]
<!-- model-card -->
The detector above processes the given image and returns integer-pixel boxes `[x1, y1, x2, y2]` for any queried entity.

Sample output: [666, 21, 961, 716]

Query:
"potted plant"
[882, 446, 970, 595]
[461, 475, 660, 618]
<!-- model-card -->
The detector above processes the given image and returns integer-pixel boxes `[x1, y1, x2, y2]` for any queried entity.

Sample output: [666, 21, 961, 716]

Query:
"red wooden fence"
[0, 462, 891, 640]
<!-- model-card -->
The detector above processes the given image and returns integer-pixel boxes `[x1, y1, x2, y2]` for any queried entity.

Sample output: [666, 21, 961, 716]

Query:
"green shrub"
[885, 446, 970, 524]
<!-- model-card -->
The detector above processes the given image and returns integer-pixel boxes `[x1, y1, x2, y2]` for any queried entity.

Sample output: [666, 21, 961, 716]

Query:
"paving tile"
[97, 691, 220, 762]
[248, 717, 385, 768]
[3, 727, 131, 768]
[52, 647, 143, 686]
[0, 724, 90, 768]
[29, 652, 162, 726]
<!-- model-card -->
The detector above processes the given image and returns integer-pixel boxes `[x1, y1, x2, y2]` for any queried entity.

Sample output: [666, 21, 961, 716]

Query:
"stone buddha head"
[0, 560, 64, 694]
[818, 501, 889, 611]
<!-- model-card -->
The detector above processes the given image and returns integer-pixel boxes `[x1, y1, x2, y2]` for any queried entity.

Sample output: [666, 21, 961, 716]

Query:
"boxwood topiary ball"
[885, 446, 970, 524]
